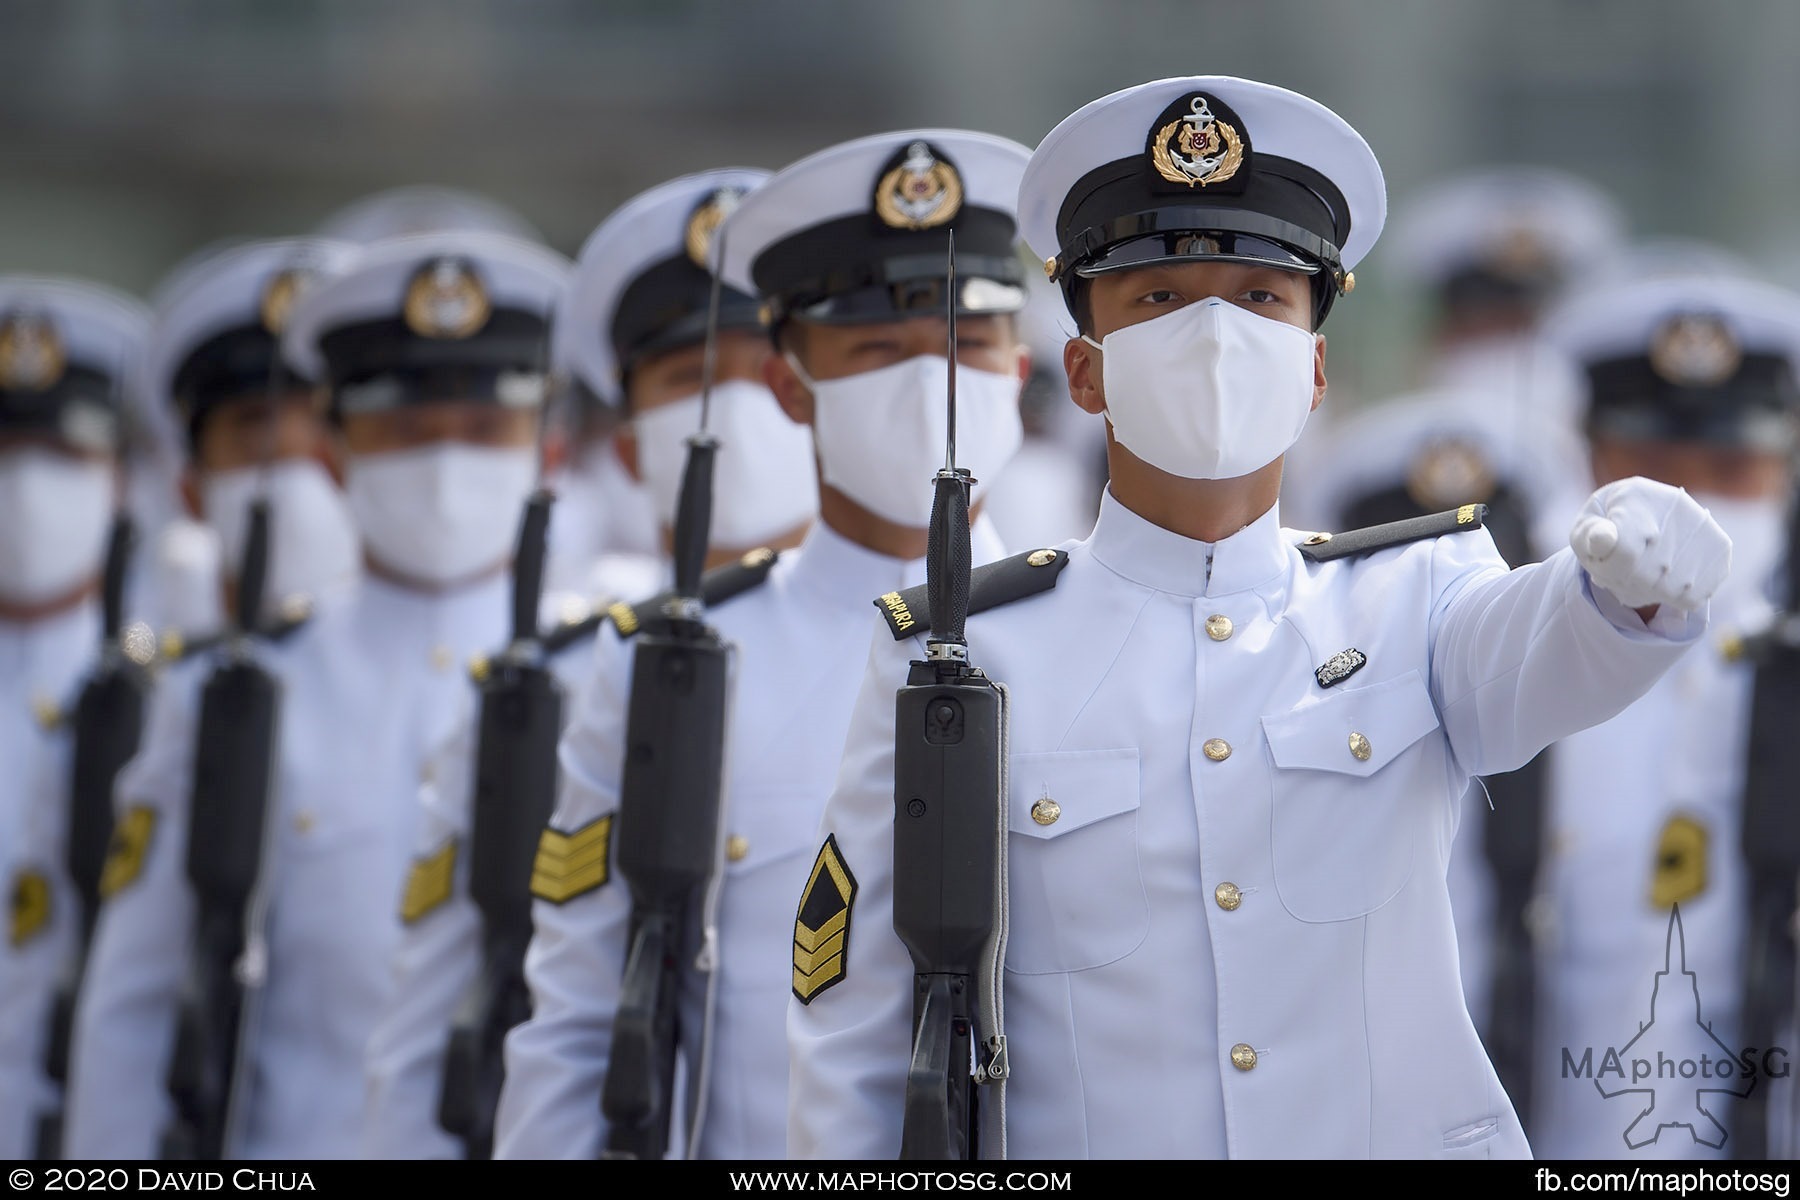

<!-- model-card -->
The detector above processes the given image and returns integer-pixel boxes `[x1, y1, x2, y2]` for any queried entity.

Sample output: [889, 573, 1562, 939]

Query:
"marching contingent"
[5, 72, 1800, 1162]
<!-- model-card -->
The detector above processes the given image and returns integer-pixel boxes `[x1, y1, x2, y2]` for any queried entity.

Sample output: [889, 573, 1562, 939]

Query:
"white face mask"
[1693, 490, 1786, 605]
[0, 447, 115, 606]
[201, 458, 362, 604]
[632, 380, 818, 548]
[345, 442, 537, 588]
[1084, 297, 1318, 481]
[793, 353, 1024, 528]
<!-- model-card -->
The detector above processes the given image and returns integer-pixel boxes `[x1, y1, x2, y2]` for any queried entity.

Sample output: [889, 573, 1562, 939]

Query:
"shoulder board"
[604, 547, 780, 639]
[154, 594, 316, 665]
[1296, 503, 1489, 563]
[875, 547, 1069, 641]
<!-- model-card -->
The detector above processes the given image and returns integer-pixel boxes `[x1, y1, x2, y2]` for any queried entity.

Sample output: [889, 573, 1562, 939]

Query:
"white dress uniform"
[1522, 274, 1800, 1159]
[0, 603, 98, 1159]
[0, 276, 150, 1159]
[493, 515, 1009, 1160]
[66, 573, 510, 1159]
[793, 490, 1706, 1159]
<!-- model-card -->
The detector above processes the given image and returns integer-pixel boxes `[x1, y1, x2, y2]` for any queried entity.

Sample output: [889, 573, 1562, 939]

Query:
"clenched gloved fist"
[1569, 476, 1732, 613]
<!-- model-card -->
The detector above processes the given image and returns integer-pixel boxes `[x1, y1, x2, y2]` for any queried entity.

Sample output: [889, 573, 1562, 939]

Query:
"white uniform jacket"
[66, 573, 507, 1159]
[0, 603, 99, 1158]
[493, 518, 1007, 1160]
[788, 490, 1703, 1160]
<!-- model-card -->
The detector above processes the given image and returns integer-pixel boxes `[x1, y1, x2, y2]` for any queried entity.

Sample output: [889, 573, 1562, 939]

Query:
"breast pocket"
[1005, 748, 1145, 975]
[1261, 670, 1442, 923]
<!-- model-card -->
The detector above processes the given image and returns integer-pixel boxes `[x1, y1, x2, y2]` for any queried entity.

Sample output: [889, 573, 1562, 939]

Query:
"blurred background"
[6, 0, 1800, 405]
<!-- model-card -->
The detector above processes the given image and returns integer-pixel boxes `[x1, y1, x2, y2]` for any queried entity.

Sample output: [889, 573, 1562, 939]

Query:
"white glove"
[1569, 476, 1732, 613]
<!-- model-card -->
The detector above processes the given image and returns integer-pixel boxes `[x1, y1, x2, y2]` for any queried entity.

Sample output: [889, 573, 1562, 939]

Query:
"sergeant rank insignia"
[685, 186, 745, 269]
[99, 806, 157, 899]
[400, 840, 457, 924]
[793, 834, 858, 1004]
[0, 310, 66, 392]
[403, 257, 492, 340]
[1149, 93, 1246, 189]
[874, 141, 963, 231]
[529, 814, 612, 904]
[1652, 813, 1709, 908]
[9, 868, 51, 948]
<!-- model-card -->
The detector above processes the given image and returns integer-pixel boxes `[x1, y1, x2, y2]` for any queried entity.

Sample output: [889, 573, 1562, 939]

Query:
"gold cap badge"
[403, 258, 491, 340]
[1151, 94, 1244, 188]
[260, 268, 312, 334]
[875, 141, 963, 231]
[685, 186, 745, 269]
[0, 311, 67, 392]
[1650, 313, 1741, 387]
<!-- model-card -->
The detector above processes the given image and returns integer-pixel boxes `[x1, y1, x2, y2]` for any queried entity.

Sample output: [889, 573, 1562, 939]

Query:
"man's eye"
[1140, 289, 1181, 304]
[1241, 289, 1280, 304]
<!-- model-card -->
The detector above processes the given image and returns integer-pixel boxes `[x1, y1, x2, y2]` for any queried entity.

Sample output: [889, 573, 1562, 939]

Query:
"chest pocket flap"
[1261, 669, 1441, 778]
[1261, 670, 1444, 923]
[1005, 748, 1146, 973]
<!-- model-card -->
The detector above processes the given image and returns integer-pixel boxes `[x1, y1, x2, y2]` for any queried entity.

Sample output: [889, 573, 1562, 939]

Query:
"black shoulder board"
[155, 594, 315, 665]
[1296, 503, 1489, 563]
[605, 547, 780, 640]
[875, 547, 1069, 641]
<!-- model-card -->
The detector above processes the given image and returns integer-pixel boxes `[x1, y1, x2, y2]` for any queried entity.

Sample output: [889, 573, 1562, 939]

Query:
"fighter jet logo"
[1595, 905, 1755, 1149]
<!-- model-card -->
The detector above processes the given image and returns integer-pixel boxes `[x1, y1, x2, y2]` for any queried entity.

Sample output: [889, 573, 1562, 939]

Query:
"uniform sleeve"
[786, 620, 921, 1160]
[63, 668, 199, 1160]
[491, 628, 635, 1159]
[359, 725, 478, 1160]
[1428, 535, 1705, 779]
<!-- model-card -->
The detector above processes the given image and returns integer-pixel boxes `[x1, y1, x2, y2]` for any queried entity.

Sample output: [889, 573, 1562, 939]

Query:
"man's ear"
[1064, 335, 1106, 416]
[765, 351, 815, 426]
[1310, 333, 1328, 412]
[178, 467, 203, 520]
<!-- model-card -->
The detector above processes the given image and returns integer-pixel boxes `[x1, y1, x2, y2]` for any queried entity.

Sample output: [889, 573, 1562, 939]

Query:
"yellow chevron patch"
[1652, 813, 1709, 908]
[9, 868, 51, 947]
[400, 840, 458, 924]
[99, 806, 156, 900]
[530, 814, 613, 904]
[793, 834, 858, 1004]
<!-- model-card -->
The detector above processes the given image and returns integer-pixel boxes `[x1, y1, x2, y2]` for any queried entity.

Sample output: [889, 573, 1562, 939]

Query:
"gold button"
[1027, 548, 1057, 568]
[1203, 738, 1231, 762]
[1031, 797, 1061, 826]
[30, 695, 61, 731]
[431, 644, 453, 672]
[294, 810, 315, 835]
[1230, 1043, 1258, 1071]
[1214, 882, 1243, 911]
[1205, 614, 1233, 642]
[1302, 531, 1332, 546]
[1349, 732, 1372, 762]
[726, 834, 750, 862]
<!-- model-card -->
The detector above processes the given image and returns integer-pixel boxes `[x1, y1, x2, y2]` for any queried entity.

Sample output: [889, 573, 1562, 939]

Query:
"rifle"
[1731, 501, 1800, 1158]
[34, 513, 154, 1159]
[892, 232, 1009, 1160]
[599, 222, 736, 1161]
[437, 489, 563, 1158]
[161, 499, 283, 1160]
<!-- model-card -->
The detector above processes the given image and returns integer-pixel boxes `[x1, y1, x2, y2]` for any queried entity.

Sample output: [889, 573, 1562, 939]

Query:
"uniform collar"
[1086, 487, 1288, 598]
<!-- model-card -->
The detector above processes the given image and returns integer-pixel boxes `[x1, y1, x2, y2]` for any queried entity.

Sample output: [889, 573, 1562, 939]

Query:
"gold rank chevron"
[400, 840, 457, 924]
[530, 814, 613, 904]
[99, 806, 156, 900]
[9, 868, 50, 948]
[793, 834, 858, 1003]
